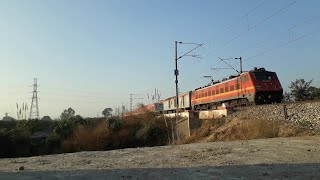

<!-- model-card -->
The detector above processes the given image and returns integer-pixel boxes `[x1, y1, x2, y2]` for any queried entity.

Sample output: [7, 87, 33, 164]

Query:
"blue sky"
[1, 0, 320, 118]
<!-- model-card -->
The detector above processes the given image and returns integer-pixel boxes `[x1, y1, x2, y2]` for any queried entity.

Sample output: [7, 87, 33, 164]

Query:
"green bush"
[10, 127, 31, 157]
[0, 128, 14, 157]
[107, 117, 123, 130]
[46, 132, 62, 154]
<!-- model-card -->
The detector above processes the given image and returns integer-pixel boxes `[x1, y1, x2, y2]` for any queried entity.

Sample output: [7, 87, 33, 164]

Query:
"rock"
[19, 166, 24, 171]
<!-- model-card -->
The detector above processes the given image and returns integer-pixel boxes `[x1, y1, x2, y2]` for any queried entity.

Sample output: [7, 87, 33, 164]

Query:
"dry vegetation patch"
[185, 117, 316, 144]
[62, 112, 168, 153]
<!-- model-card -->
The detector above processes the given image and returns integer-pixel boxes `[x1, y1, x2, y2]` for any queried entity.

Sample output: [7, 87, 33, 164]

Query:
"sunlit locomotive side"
[128, 67, 283, 115]
[191, 67, 283, 111]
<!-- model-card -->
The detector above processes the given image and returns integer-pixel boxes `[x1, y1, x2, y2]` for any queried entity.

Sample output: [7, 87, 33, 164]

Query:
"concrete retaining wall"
[199, 108, 233, 119]
[164, 111, 200, 138]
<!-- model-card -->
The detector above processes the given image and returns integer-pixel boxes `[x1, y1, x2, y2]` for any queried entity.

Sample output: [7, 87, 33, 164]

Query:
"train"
[129, 67, 283, 115]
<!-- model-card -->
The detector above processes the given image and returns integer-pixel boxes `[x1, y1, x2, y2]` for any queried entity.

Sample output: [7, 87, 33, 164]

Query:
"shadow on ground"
[1, 163, 320, 180]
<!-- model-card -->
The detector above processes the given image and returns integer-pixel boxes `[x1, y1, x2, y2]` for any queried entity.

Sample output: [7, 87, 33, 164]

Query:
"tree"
[102, 108, 113, 118]
[60, 108, 75, 121]
[283, 91, 292, 102]
[310, 86, 320, 100]
[289, 79, 313, 101]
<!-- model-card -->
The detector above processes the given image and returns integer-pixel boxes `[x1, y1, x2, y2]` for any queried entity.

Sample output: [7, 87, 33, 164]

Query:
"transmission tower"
[29, 78, 39, 119]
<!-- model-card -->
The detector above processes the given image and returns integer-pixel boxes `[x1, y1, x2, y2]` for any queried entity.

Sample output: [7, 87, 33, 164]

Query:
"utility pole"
[174, 41, 179, 117]
[218, 57, 243, 74]
[130, 94, 143, 114]
[235, 57, 242, 73]
[29, 78, 39, 119]
[174, 41, 203, 140]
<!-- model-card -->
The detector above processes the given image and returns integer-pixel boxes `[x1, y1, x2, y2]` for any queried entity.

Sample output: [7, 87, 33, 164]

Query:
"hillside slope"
[0, 136, 319, 179]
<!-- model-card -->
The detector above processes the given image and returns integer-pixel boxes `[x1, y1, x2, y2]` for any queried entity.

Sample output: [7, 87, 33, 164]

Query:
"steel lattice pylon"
[29, 78, 39, 119]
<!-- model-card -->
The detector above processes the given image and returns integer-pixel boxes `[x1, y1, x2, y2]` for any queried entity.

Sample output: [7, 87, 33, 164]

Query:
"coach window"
[220, 88, 224, 93]
[225, 86, 229, 92]
[212, 90, 215, 95]
[202, 93, 204, 98]
[205, 92, 207, 97]
[230, 85, 234, 91]
[208, 91, 211, 96]
[216, 89, 219, 94]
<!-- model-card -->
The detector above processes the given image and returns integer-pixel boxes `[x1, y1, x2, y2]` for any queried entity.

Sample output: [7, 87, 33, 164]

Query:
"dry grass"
[62, 112, 168, 153]
[62, 122, 109, 152]
[185, 117, 314, 144]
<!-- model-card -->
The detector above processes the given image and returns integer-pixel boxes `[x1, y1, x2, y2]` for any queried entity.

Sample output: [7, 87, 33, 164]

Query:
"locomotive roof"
[162, 91, 190, 101]
[194, 71, 249, 91]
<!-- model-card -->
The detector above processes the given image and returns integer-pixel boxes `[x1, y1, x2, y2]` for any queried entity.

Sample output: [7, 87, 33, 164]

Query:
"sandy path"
[0, 136, 320, 179]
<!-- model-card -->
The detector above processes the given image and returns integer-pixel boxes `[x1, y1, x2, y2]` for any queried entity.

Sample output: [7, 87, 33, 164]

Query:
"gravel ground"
[0, 136, 320, 179]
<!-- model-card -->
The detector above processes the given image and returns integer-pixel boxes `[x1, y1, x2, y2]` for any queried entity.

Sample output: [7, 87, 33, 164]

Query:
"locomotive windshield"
[252, 72, 277, 81]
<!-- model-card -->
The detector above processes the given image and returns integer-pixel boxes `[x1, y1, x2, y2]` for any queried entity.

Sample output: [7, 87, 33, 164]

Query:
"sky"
[1, 0, 320, 119]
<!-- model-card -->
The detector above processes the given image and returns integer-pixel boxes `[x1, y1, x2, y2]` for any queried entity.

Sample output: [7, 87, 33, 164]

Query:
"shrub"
[10, 127, 31, 157]
[46, 132, 62, 154]
[107, 117, 123, 130]
[0, 128, 14, 157]
[62, 122, 108, 152]
[135, 120, 166, 146]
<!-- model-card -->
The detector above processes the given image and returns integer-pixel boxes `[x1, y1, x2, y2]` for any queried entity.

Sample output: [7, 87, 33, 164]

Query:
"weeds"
[186, 117, 313, 143]
[62, 111, 168, 153]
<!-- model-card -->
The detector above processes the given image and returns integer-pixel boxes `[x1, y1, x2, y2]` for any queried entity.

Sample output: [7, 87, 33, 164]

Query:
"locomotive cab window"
[241, 76, 245, 82]
[252, 72, 277, 81]
[245, 75, 249, 82]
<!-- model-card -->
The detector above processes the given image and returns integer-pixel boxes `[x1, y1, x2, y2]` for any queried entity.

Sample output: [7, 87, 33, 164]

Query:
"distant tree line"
[0, 107, 167, 158]
[284, 79, 320, 102]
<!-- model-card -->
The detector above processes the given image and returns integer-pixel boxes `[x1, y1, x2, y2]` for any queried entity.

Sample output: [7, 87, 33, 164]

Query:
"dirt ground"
[0, 136, 320, 179]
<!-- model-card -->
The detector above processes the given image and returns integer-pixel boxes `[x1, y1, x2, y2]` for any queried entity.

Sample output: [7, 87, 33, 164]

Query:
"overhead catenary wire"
[232, 14, 320, 59]
[213, 0, 267, 44]
[245, 31, 315, 61]
[202, 0, 297, 59]
[179, 1, 296, 78]
[249, 1, 297, 30]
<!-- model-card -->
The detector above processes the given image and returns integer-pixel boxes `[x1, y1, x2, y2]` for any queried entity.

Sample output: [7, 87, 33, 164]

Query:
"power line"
[41, 98, 108, 104]
[246, 31, 314, 61]
[203, 1, 297, 59]
[40, 92, 125, 100]
[232, 14, 320, 59]
[214, 0, 267, 43]
[288, 16, 320, 31]
[249, 1, 297, 30]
